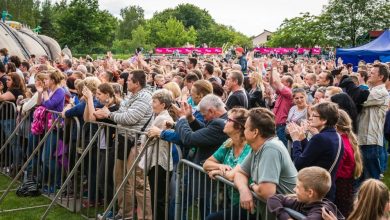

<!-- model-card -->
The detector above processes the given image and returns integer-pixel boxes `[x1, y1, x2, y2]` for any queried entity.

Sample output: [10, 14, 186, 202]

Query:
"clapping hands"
[286, 122, 306, 141]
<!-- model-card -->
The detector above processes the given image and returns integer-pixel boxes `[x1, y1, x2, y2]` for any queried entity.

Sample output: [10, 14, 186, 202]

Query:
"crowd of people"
[0, 46, 390, 220]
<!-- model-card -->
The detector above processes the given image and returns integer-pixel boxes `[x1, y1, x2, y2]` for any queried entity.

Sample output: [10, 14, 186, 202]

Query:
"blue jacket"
[64, 98, 102, 123]
[292, 127, 344, 202]
[238, 56, 247, 74]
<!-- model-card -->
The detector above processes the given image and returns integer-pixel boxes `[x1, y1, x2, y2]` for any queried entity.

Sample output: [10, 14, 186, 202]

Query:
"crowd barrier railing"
[0, 106, 81, 211]
[0, 102, 306, 220]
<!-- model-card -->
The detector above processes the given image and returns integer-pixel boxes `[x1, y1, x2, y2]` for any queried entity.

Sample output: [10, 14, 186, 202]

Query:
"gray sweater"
[110, 88, 152, 138]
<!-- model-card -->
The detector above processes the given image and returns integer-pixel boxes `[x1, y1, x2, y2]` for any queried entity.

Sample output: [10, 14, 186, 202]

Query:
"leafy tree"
[117, 5, 145, 40]
[197, 24, 251, 47]
[52, 0, 117, 53]
[151, 3, 249, 47]
[112, 25, 155, 54]
[155, 17, 197, 47]
[153, 3, 215, 30]
[266, 13, 328, 47]
[39, 0, 55, 36]
[0, 0, 41, 27]
[321, 0, 390, 47]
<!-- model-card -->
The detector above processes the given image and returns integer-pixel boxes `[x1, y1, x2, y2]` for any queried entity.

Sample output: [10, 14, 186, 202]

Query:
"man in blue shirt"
[235, 47, 247, 75]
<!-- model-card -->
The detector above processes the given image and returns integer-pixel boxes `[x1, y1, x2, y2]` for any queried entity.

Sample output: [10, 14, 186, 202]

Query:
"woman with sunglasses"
[203, 107, 252, 220]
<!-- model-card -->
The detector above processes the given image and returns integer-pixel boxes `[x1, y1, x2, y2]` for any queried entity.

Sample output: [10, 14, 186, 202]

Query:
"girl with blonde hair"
[248, 71, 265, 108]
[334, 109, 363, 218]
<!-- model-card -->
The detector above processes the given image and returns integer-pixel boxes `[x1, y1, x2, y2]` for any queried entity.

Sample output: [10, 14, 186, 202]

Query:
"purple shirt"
[42, 88, 65, 112]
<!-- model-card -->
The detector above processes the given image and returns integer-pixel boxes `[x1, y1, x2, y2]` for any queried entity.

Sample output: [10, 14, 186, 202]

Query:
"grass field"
[0, 174, 84, 220]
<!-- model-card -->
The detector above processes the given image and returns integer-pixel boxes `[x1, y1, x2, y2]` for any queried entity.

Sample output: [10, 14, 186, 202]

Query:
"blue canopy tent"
[336, 30, 390, 68]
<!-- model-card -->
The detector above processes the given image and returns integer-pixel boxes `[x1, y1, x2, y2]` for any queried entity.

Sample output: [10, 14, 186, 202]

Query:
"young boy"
[267, 166, 345, 220]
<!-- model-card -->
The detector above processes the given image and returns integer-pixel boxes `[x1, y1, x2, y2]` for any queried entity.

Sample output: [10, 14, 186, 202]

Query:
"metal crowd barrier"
[0, 101, 19, 178]
[0, 106, 81, 212]
[0, 101, 306, 220]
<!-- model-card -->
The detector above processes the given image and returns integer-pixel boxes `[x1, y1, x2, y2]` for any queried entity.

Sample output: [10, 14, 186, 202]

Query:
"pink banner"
[155, 48, 222, 55]
[253, 48, 321, 55]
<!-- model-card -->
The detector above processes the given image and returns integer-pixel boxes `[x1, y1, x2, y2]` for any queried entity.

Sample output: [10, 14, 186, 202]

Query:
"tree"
[266, 13, 328, 47]
[112, 25, 155, 54]
[39, 0, 55, 36]
[52, 0, 117, 53]
[153, 3, 215, 30]
[117, 5, 145, 40]
[197, 24, 251, 47]
[321, 0, 390, 47]
[0, 0, 41, 27]
[155, 17, 197, 47]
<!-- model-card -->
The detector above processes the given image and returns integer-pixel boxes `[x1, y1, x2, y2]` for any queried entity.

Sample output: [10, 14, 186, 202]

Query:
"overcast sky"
[53, 0, 329, 37]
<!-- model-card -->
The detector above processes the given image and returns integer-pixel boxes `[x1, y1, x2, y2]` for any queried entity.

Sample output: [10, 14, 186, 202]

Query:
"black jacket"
[339, 75, 369, 113]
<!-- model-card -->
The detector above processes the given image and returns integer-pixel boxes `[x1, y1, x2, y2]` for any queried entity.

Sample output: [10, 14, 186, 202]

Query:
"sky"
[53, 0, 330, 37]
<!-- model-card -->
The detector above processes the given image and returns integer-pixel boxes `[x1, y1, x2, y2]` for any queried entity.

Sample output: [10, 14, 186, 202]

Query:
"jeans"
[380, 139, 388, 173]
[42, 131, 59, 186]
[360, 145, 381, 180]
[276, 125, 287, 147]
[0, 119, 21, 166]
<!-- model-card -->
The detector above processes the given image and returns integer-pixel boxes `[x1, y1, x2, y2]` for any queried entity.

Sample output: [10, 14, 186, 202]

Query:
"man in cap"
[235, 47, 247, 74]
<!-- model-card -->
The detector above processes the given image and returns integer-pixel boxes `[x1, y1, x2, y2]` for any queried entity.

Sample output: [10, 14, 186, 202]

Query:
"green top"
[212, 140, 252, 205]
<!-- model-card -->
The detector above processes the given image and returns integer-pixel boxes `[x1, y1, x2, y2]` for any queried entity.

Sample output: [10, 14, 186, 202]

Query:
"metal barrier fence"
[0, 104, 81, 212]
[0, 101, 306, 220]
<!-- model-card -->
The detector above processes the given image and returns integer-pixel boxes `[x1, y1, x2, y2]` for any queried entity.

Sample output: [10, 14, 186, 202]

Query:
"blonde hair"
[224, 108, 249, 148]
[192, 80, 213, 98]
[348, 179, 390, 220]
[163, 82, 181, 99]
[336, 109, 363, 179]
[249, 71, 265, 92]
[326, 86, 342, 96]
[297, 166, 331, 199]
[75, 79, 85, 95]
[83, 76, 101, 94]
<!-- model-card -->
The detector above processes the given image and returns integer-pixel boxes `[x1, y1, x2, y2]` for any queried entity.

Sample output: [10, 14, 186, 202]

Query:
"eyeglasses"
[227, 117, 244, 127]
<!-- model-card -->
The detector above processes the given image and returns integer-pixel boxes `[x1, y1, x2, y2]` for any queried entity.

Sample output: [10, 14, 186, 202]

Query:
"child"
[267, 166, 345, 220]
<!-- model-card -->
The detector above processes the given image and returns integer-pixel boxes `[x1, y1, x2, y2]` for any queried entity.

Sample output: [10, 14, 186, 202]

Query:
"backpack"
[16, 180, 41, 197]
[31, 106, 52, 135]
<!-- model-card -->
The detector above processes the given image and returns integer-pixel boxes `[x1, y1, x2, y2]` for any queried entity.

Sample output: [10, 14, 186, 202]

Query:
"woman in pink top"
[335, 109, 363, 218]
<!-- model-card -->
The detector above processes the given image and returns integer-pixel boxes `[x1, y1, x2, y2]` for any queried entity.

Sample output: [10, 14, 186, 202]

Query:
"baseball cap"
[235, 47, 244, 53]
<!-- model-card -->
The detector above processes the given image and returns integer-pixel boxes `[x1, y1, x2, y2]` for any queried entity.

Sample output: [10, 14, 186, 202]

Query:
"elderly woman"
[144, 89, 175, 220]
[203, 107, 251, 220]
[287, 102, 343, 202]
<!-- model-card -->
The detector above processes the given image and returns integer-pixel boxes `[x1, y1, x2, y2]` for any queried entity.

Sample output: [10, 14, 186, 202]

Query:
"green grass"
[0, 174, 84, 220]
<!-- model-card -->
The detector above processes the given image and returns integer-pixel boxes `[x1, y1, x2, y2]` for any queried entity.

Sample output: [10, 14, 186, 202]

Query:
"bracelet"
[249, 183, 256, 191]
